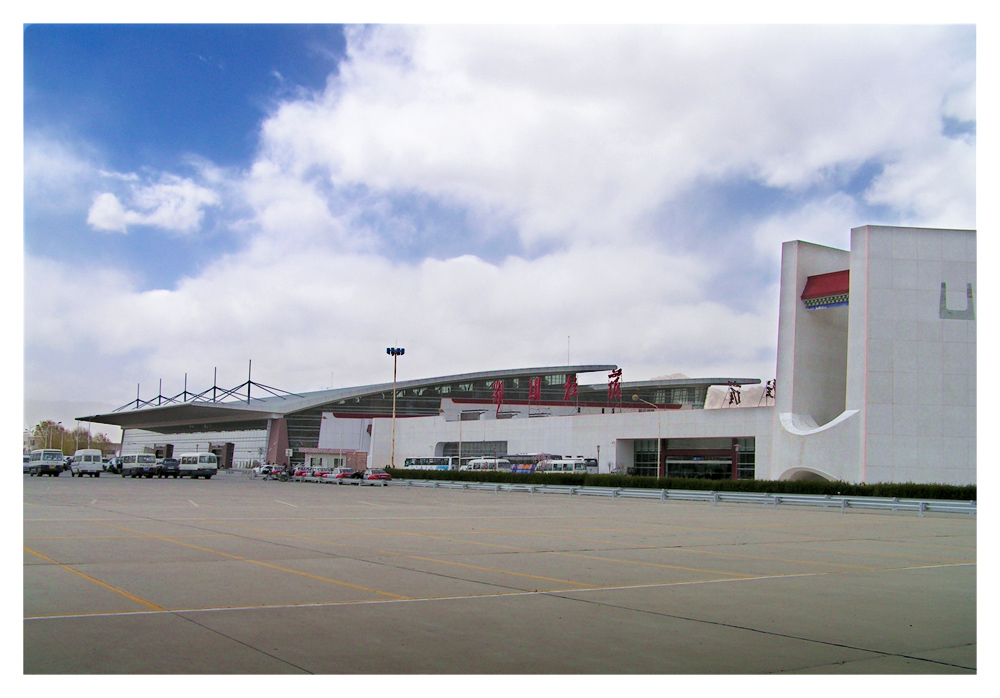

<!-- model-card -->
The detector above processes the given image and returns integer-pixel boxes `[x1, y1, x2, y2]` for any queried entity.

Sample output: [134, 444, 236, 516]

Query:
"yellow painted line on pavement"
[311, 522, 819, 579]
[211, 520, 597, 590]
[320, 519, 533, 553]
[26, 562, 975, 622]
[509, 529, 896, 572]
[762, 542, 976, 566]
[311, 521, 755, 584]
[24, 546, 164, 612]
[94, 521, 409, 600]
[550, 550, 753, 578]
[402, 554, 600, 589]
[357, 526, 750, 582]
[664, 546, 878, 571]
[24, 534, 144, 540]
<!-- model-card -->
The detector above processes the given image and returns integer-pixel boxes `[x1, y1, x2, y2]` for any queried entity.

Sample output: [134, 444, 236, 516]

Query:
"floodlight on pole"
[632, 395, 662, 478]
[386, 347, 405, 468]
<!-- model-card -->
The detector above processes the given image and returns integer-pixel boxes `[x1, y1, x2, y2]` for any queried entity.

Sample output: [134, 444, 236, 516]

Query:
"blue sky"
[24, 24, 345, 288]
[20, 23, 977, 437]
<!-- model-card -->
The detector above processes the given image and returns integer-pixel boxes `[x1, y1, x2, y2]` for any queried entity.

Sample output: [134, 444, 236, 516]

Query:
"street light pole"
[632, 395, 662, 478]
[386, 347, 405, 468]
[50, 422, 63, 451]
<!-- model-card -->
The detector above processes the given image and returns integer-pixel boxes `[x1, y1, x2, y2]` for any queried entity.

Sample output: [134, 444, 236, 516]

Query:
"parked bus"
[121, 453, 158, 478]
[28, 449, 65, 477]
[70, 449, 104, 477]
[178, 452, 218, 479]
[536, 457, 599, 474]
[506, 453, 562, 474]
[459, 457, 512, 472]
[402, 456, 471, 470]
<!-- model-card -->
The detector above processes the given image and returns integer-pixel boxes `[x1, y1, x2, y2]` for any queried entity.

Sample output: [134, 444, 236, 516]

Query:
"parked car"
[157, 458, 180, 478]
[251, 464, 284, 478]
[23, 455, 30, 474]
[361, 468, 392, 485]
[329, 467, 357, 483]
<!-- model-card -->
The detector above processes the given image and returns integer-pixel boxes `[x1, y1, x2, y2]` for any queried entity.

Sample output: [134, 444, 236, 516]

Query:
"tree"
[31, 421, 115, 455]
[33, 421, 66, 452]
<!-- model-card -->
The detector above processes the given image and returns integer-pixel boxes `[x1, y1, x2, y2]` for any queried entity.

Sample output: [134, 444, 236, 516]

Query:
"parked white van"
[71, 449, 104, 477]
[121, 453, 158, 477]
[28, 449, 65, 477]
[178, 452, 218, 479]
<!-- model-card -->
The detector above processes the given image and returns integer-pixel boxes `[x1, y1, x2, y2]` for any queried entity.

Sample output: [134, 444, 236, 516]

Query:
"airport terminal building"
[82, 225, 977, 485]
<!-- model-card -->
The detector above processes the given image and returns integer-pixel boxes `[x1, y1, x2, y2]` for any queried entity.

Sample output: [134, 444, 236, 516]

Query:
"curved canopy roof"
[79, 365, 616, 431]
[78, 364, 761, 432]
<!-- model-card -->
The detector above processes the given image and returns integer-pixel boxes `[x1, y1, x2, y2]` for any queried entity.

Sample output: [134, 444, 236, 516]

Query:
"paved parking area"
[23, 472, 976, 674]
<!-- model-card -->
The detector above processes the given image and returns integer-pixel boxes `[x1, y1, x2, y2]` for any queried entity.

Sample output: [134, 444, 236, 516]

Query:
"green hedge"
[385, 469, 976, 501]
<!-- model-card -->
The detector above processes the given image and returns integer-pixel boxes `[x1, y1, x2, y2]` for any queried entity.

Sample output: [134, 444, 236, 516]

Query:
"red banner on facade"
[528, 377, 542, 402]
[563, 374, 578, 401]
[492, 379, 504, 416]
[608, 368, 622, 402]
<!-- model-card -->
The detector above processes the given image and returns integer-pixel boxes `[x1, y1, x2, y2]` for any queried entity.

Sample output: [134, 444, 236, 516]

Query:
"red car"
[361, 468, 392, 485]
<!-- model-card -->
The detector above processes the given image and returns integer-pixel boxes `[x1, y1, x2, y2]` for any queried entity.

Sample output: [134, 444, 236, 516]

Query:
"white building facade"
[97, 225, 975, 486]
[768, 225, 976, 484]
[367, 225, 976, 485]
[367, 402, 773, 477]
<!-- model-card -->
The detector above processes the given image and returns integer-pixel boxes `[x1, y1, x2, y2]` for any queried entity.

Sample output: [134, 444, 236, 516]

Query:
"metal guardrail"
[396, 480, 975, 517]
[289, 475, 387, 486]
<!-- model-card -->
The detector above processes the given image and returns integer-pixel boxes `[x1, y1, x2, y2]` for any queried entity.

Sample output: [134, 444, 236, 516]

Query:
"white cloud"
[87, 172, 221, 234]
[23, 133, 225, 237]
[23, 25, 975, 416]
[242, 160, 356, 247]
[23, 133, 100, 212]
[86, 192, 130, 233]
[751, 194, 860, 263]
[257, 25, 975, 249]
[23, 232, 780, 408]
[865, 135, 976, 228]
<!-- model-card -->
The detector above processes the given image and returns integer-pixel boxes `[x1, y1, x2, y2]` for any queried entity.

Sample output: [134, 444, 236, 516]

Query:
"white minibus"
[28, 449, 65, 477]
[178, 452, 218, 479]
[121, 453, 158, 477]
[71, 449, 104, 477]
